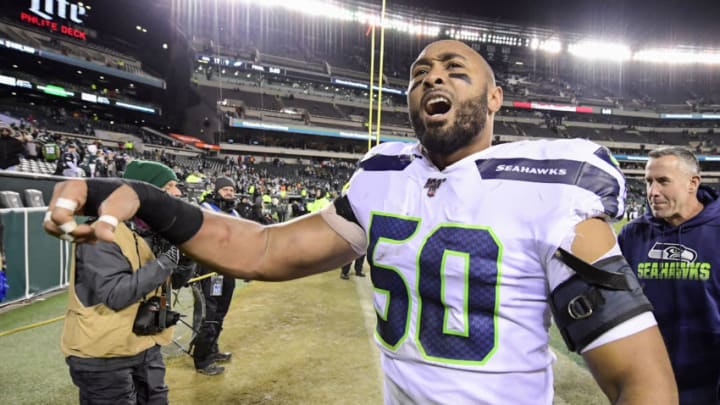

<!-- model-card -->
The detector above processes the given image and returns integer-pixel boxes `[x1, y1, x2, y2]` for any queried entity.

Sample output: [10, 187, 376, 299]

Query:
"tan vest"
[61, 222, 173, 358]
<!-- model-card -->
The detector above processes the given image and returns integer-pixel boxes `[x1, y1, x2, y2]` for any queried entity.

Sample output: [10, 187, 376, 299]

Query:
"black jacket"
[0, 135, 23, 169]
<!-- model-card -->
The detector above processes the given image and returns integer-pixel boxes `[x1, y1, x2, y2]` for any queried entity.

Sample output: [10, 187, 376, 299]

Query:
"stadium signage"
[660, 113, 720, 120]
[0, 39, 36, 55]
[512, 101, 593, 114]
[228, 118, 416, 143]
[20, 0, 88, 40]
[249, 64, 282, 75]
[29, 0, 87, 23]
[331, 78, 406, 96]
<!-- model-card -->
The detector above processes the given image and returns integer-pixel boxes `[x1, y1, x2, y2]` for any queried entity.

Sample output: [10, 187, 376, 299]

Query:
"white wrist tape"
[55, 198, 78, 212]
[59, 220, 78, 234]
[97, 215, 119, 228]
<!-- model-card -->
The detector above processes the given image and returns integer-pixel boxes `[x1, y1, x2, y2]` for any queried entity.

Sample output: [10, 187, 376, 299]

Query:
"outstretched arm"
[187, 209, 358, 280]
[43, 179, 358, 281]
[572, 218, 677, 404]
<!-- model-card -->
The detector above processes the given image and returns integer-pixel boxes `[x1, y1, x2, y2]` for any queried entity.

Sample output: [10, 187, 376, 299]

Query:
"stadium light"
[530, 38, 562, 54]
[237, 0, 353, 20]
[237, 0, 438, 36]
[568, 41, 631, 62]
[228, 0, 720, 66]
[529, 38, 540, 50]
[633, 48, 720, 65]
[355, 10, 439, 36]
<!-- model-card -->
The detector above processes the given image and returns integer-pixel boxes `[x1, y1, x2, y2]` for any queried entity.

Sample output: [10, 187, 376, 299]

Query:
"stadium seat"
[0, 191, 24, 209]
[23, 189, 46, 207]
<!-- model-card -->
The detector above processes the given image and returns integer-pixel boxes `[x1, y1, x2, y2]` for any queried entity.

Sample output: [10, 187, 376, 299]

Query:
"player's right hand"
[43, 179, 141, 243]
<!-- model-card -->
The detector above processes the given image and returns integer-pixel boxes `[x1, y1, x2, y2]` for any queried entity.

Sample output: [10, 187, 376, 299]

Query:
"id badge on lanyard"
[211, 274, 224, 296]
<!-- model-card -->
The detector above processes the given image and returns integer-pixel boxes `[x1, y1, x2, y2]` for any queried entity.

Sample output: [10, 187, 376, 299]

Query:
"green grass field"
[0, 284, 612, 404]
[613, 218, 628, 234]
[0, 292, 77, 404]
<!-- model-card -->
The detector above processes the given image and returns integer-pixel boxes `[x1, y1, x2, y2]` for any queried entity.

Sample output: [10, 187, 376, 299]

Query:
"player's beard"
[411, 90, 488, 156]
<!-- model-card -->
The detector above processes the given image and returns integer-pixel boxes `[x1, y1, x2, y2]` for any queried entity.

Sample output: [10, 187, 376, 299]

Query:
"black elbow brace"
[550, 250, 653, 353]
[85, 178, 203, 245]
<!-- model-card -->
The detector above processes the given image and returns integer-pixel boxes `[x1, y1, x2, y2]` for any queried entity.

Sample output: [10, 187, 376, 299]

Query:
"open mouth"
[424, 95, 452, 117]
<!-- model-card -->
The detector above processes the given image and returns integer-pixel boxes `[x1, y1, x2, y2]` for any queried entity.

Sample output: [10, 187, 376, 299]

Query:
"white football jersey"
[343, 139, 626, 404]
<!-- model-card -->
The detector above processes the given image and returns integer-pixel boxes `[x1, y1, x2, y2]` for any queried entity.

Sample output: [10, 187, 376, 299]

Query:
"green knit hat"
[123, 160, 178, 188]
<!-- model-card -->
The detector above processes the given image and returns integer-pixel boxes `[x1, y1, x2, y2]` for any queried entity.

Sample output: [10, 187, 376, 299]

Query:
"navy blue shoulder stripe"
[593, 146, 624, 176]
[476, 157, 622, 218]
[359, 154, 414, 171]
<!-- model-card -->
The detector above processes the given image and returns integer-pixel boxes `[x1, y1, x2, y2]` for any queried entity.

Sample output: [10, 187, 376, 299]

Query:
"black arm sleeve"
[84, 178, 203, 245]
[333, 195, 360, 226]
[84, 178, 125, 216]
[75, 241, 174, 311]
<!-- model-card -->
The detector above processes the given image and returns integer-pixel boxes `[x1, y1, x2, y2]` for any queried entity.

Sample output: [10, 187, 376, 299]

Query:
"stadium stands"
[4, 0, 720, 204]
[17, 159, 56, 175]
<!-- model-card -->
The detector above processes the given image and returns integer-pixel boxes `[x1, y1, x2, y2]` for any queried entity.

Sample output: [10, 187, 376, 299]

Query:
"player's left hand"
[43, 179, 141, 243]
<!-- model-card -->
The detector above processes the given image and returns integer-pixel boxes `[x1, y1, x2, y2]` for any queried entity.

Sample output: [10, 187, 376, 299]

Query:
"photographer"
[193, 177, 239, 375]
[61, 160, 185, 404]
[235, 195, 254, 220]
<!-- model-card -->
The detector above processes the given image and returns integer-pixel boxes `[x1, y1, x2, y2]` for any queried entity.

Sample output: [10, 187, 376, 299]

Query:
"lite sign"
[20, 0, 88, 40]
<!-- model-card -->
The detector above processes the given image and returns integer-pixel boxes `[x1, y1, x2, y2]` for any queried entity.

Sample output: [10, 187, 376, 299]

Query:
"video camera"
[133, 296, 181, 335]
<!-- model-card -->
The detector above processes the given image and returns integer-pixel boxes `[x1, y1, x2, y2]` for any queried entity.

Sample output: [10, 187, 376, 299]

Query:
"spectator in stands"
[115, 152, 128, 177]
[250, 188, 273, 224]
[289, 198, 307, 218]
[45, 39, 677, 404]
[0, 128, 23, 170]
[619, 146, 720, 404]
[307, 188, 330, 213]
[42, 140, 61, 163]
[194, 177, 240, 376]
[24, 133, 39, 161]
[60, 160, 186, 404]
[60, 143, 83, 177]
[94, 150, 108, 178]
[236, 195, 254, 219]
[105, 151, 117, 177]
[124, 140, 135, 155]
[84, 144, 99, 178]
[277, 196, 289, 223]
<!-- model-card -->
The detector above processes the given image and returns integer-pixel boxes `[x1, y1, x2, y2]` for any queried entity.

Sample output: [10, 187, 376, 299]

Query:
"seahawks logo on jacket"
[647, 242, 697, 264]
